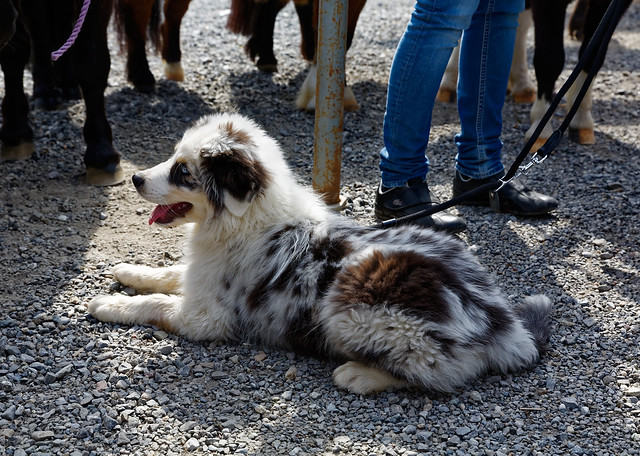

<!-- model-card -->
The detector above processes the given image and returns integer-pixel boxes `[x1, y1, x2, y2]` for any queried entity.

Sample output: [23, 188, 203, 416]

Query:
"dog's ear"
[199, 147, 270, 217]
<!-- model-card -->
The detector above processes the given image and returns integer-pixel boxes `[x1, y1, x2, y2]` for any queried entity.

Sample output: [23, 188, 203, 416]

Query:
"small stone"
[103, 416, 118, 431]
[180, 421, 198, 432]
[456, 426, 472, 436]
[80, 392, 93, 405]
[185, 437, 200, 451]
[1, 405, 16, 420]
[625, 386, 640, 397]
[117, 431, 131, 445]
[561, 396, 579, 410]
[402, 425, 417, 435]
[281, 390, 293, 400]
[333, 436, 351, 445]
[254, 352, 268, 362]
[159, 345, 173, 355]
[153, 330, 168, 341]
[55, 363, 74, 379]
[32, 430, 55, 441]
[284, 366, 297, 381]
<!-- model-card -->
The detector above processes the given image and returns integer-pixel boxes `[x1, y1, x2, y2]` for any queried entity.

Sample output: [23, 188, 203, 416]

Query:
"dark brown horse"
[114, 0, 193, 93]
[227, 0, 368, 111]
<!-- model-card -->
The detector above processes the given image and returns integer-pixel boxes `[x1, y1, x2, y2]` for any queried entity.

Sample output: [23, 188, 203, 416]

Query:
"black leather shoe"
[375, 178, 467, 233]
[452, 171, 558, 216]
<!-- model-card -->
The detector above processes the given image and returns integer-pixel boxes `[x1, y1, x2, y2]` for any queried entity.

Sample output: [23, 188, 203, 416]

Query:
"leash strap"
[375, 0, 628, 229]
[51, 0, 92, 61]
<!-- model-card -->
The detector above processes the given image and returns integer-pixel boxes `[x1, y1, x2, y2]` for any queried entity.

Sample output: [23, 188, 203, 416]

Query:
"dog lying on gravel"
[87, 113, 552, 394]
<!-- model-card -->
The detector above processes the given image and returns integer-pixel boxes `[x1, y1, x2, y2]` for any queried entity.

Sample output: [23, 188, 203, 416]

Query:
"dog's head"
[132, 114, 275, 227]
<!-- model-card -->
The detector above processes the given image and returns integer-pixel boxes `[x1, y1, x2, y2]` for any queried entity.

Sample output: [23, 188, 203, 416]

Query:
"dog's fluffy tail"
[516, 295, 553, 355]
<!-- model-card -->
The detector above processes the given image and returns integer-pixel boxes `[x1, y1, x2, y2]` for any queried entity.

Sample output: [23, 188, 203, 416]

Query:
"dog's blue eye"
[180, 164, 190, 175]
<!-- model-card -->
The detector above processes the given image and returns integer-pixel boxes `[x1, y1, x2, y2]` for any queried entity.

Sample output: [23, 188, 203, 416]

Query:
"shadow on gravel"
[106, 81, 214, 170]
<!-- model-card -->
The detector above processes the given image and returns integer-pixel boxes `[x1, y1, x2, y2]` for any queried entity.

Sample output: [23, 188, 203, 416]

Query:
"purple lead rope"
[51, 0, 91, 61]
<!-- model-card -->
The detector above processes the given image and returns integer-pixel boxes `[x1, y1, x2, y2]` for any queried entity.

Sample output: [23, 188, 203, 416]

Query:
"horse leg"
[161, 0, 192, 81]
[508, 7, 535, 103]
[246, 0, 289, 72]
[565, 0, 632, 145]
[73, 0, 124, 186]
[296, 0, 365, 111]
[568, 0, 589, 40]
[21, 0, 61, 111]
[0, 18, 34, 161]
[118, 0, 157, 92]
[294, 0, 315, 61]
[342, 0, 367, 111]
[436, 44, 460, 103]
[438, 5, 534, 105]
[0, 0, 18, 50]
[526, 0, 571, 151]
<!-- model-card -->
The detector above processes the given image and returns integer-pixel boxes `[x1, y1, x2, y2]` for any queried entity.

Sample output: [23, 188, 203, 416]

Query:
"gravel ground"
[1, 0, 639, 454]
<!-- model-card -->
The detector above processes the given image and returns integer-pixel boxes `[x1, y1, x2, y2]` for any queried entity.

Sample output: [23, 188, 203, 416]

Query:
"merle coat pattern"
[87, 113, 552, 394]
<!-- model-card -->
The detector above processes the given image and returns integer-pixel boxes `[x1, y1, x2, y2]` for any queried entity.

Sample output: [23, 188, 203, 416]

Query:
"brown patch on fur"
[222, 121, 255, 148]
[332, 250, 454, 322]
[199, 143, 271, 213]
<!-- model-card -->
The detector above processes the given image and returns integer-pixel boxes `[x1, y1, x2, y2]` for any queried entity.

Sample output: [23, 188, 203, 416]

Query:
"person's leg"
[452, 0, 558, 216]
[380, 0, 480, 187]
[455, 0, 523, 180]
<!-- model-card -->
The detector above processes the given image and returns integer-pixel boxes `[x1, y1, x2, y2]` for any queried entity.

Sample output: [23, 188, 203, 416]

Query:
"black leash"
[374, 0, 628, 230]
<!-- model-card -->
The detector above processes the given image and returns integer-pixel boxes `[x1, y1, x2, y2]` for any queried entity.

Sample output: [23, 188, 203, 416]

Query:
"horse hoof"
[569, 127, 595, 145]
[512, 88, 536, 104]
[163, 61, 184, 82]
[436, 88, 455, 103]
[344, 87, 360, 112]
[86, 164, 126, 187]
[256, 61, 278, 73]
[133, 82, 156, 94]
[1, 141, 35, 161]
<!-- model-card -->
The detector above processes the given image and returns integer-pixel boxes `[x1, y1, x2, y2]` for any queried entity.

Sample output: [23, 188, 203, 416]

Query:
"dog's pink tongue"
[149, 205, 172, 225]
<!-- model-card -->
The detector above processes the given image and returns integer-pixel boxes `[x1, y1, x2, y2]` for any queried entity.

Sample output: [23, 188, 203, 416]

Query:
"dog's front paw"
[110, 263, 141, 287]
[86, 294, 131, 323]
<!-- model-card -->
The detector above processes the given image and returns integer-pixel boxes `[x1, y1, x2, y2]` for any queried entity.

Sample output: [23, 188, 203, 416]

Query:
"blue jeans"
[379, 0, 524, 187]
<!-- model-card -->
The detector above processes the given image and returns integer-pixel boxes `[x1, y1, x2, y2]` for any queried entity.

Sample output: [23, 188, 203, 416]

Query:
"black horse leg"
[0, 18, 34, 161]
[246, 0, 288, 72]
[72, 0, 124, 186]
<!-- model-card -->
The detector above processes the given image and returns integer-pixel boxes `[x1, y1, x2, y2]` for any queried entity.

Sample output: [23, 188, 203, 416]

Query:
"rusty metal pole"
[313, 0, 347, 207]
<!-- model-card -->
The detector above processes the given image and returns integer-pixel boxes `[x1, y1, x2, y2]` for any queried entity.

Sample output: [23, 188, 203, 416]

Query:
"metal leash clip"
[489, 151, 549, 212]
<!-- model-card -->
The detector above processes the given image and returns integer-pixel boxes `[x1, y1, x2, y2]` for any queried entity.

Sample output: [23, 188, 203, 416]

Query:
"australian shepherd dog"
[88, 113, 552, 394]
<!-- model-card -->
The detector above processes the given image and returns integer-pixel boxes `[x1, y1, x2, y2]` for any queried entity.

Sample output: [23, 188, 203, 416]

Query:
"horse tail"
[113, 0, 162, 54]
[148, 0, 162, 52]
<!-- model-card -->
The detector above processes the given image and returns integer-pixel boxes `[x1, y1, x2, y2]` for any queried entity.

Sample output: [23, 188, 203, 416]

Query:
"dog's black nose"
[132, 173, 145, 189]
